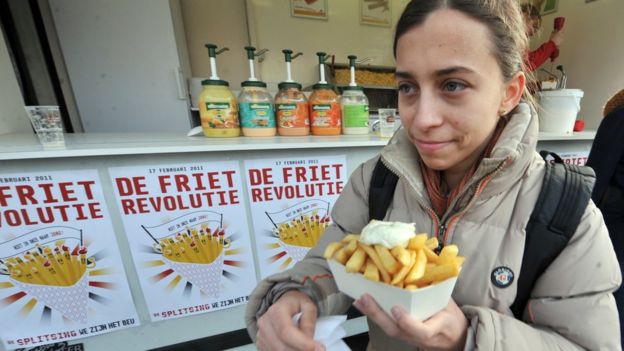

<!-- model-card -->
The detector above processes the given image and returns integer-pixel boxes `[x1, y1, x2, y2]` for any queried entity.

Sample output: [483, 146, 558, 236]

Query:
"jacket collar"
[380, 102, 537, 211]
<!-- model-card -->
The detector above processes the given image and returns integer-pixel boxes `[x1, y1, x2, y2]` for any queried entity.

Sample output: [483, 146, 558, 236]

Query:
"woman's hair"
[521, 4, 542, 35]
[604, 89, 624, 117]
[393, 0, 536, 111]
[521, 3, 541, 21]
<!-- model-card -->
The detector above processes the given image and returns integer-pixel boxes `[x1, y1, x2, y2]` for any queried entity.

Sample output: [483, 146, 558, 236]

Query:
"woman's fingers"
[354, 294, 401, 337]
[257, 313, 289, 351]
[271, 311, 323, 351]
[354, 297, 468, 350]
[395, 300, 468, 350]
[256, 290, 324, 351]
[391, 306, 433, 341]
[298, 298, 319, 339]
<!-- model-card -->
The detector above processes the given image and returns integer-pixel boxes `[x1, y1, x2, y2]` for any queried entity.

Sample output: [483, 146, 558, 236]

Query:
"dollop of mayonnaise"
[359, 220, 416, 248]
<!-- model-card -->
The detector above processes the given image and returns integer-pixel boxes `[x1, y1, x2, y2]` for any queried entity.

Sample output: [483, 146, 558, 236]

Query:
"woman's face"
[522, 12, 540, 37]
[395, 9, 517, 177]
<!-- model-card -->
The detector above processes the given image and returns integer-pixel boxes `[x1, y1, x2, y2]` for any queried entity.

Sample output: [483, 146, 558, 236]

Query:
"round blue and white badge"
[491, 266, 514, 288]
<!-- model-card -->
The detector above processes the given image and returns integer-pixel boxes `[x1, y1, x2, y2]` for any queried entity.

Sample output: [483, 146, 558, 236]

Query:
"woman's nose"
[406, 95, 443, 132]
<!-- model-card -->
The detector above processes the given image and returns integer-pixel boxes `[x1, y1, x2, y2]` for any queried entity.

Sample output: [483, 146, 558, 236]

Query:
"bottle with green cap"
[275, 49, 309, 136]
[341, 55, 369, 135]
[309, 52, 341, 136]
[238, 46, 276, 137]
[198, 43, 240, 137]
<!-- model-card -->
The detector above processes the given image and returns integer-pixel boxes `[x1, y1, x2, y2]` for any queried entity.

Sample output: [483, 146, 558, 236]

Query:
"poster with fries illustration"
[108, 162, 256, 321]
[244, 155, 346, 278]
[0, 170, 138, 350]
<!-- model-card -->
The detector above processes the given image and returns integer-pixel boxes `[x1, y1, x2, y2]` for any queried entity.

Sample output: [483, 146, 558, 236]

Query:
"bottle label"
[200, 100, 239, 129]
[239, 102, 276, 128]
[206, 102, 231, 110]
[277, 102, 309, 128]
[310, 103, 341, 128]
[343, 104, 369, 128]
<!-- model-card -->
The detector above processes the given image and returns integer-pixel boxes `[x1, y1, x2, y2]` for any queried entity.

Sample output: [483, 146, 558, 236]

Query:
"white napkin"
[292, 313, 351, 351]
[186, 126, 203, 136]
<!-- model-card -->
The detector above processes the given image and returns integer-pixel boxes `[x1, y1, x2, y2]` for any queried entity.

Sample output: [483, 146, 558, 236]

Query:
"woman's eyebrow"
[395, 66, 475, 80]
[395, 71, 413, 79]
[434, 66, 475, 77]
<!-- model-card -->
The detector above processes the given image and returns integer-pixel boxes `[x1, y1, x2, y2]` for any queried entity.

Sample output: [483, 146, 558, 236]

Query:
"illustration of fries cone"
[162, 251, 224, 297]
[0, 227, 88, 322]
[156, 227, 229, 297]
[269, 210, 330, 262]
[143, 212, 228, 296]
[3, 242, 91, 323]
[266, 201, 330, 253]
[10, 264, 89, 323]
[281, 242, 310, 262]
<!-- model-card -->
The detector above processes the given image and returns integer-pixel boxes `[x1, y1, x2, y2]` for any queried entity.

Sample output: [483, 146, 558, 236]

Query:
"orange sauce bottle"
[309, 83, 341, 136]
[275, 82, 309, 136]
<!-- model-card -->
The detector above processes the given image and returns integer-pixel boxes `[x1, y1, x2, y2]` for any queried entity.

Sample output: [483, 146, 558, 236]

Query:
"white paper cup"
[329, 259, 458, 321]
[378, 108, 397, 138]
[24, 106, 65, 148]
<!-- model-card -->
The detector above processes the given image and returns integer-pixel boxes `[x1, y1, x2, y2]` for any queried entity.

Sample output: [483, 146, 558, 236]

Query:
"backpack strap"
[369, 158, 399, 221]
[510, 151, 595, 319]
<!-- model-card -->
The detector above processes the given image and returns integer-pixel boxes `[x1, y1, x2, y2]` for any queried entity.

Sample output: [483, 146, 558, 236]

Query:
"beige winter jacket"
[245, 103, 622, 350]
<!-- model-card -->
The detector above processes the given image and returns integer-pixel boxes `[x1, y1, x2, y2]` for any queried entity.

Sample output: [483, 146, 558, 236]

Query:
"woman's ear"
[500, 71, 526, 115]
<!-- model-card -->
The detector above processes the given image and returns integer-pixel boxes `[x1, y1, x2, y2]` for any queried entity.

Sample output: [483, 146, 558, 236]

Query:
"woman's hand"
[550, 28, 565, 46]
[354, 294, 468, 351]
[256, 290, 325, 351]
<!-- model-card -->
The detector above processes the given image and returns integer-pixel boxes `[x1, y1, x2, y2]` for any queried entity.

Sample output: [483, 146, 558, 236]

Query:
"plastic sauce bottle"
[341, 87, 369, 134]
[198, 44, 240, 137]
[309, 52, 341, 136]
[238, 46, 276, 137]
[310, 84, 341, 135]
[238, 81, 276, 137]
[275, 49, 309, 136]
[276, 82, 309, 136]
[341, 55, 369, 135]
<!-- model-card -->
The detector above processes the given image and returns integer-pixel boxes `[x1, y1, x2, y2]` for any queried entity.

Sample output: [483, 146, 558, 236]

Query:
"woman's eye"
[398, 83, 416, 94]
[443, 81, 467, 92]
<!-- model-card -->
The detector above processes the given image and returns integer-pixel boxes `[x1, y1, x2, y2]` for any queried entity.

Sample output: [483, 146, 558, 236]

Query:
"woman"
[521, 3, 564, 72]
[245, 1, 621, 350]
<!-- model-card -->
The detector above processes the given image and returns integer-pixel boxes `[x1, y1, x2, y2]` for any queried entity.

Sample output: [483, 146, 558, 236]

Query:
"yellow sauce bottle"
[198, 79, 240, 137]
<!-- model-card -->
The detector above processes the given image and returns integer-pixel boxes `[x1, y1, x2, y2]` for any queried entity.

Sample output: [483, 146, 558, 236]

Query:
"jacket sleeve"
[527, 40, 557, 71]
[245, 159, 376, 340]
[462, 201, 622, 350]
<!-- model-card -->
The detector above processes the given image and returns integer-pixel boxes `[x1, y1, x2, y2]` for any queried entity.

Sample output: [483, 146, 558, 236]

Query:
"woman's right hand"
[550, 28, 565, 46]
[256, 290, 325, 351]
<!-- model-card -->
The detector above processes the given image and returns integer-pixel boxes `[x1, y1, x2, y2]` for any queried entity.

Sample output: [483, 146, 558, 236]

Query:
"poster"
[290, 0, 328, 20]
[360, 0, 392, 27]
[108, 162, 256, 322]
[0, 170, 139, 350]
[244, 155, 347, 278]
[545, 151, 589, 165]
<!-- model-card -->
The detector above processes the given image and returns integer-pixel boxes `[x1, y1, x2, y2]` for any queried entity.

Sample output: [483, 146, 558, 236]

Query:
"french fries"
[374, 245, 400, 274]
[324, 234, 463, 291]
[345, 248, 366, 273]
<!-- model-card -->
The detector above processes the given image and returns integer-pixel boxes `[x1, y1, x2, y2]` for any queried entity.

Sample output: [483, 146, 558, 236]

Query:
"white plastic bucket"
[537, 89, 584, 135]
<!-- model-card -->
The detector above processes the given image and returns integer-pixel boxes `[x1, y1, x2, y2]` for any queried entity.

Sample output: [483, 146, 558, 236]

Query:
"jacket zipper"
[380, 155, 510, 248]
[437, 158, 510, 245]
[436, 224, 447, 252]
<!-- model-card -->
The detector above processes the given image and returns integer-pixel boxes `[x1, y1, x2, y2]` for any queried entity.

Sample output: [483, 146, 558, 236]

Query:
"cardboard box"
[328, 259, 458, 321]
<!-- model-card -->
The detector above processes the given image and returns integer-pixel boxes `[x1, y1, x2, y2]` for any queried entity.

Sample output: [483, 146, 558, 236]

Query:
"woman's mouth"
[415, 139, 451, 153]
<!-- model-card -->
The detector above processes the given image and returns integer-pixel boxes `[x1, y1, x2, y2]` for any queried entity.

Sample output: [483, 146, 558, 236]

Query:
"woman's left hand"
[353, 294, 468, 351]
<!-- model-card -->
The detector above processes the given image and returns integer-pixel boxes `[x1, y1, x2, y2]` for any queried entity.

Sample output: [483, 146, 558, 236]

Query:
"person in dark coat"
[586, 88, 624, 347]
